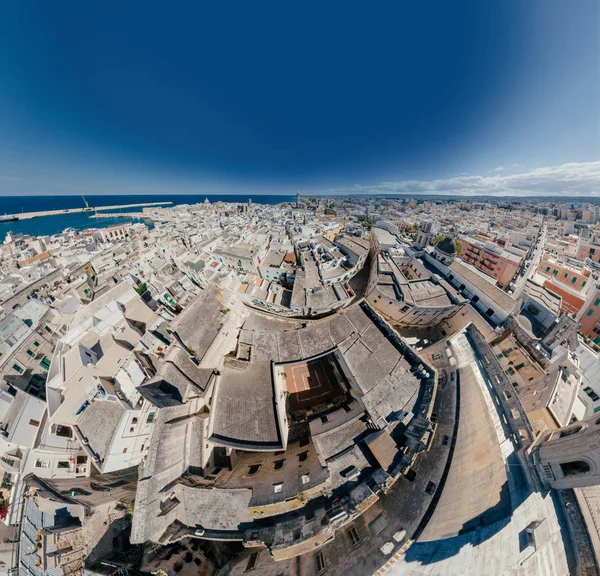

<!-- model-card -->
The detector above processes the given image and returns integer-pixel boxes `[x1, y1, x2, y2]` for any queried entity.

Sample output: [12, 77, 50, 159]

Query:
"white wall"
[102, 401, 155, 473]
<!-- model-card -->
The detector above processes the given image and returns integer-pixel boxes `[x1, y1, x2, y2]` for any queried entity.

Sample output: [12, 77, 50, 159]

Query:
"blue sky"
[0, 1, 598, 196]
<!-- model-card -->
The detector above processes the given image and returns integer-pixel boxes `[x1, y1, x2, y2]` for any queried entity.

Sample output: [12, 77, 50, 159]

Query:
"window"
[404, 467, 417, 482]
[348, 526, 361, 546]
[572, 277, 578, 284]
[583, 281, 587, 287]
[57, 461, 69, 469]
[39, 357, 51, 370]
[298, 451, 308, 462]
[486, 308, 494, 317]
[588, 310, 594, 317]
[129, 427, 134, 433]
[560, 460, 591, 477]
[248, 465, 261, 475]
[29, 419, 40, 427]
[44, 326, 53, 334]
[273, 482, 283, 494]
[545, 266, 551, 272]
[564, 273, 568, 278]
[33, 341, 40, 347]
[132, 417, 138, 425]
[584, 387, 600, 402]
[515, 363, 525, 370]
[12, 364, 23, 374]
[146, 412, 155, 424]
[122, 448, 128, 454]
[595, 299, 600, 307]
[273, 459, 285, 470]
[245, 552, 258, 572]
[315, 551, 326, 574]
[26, 349, 34, 357]
[425, 481, 436, 495]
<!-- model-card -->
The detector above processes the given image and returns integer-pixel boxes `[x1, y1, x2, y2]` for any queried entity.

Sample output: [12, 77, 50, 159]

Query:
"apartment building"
[367, 250, 464, 328]
[537, 257, 593, 314]
[335, 234, 370, 269]
[259, 249, 288, 282]
[578, 290, 600, 343]
[576, 235, 600, 264]
[459, 235, 522, 288]
[45, 284, 160, 474]
[220, 244, 267, 274]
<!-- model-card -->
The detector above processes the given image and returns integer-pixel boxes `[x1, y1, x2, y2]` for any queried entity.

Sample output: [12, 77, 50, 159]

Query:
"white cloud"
[322, 161, 600, 197]
[494, 166, 504, 171]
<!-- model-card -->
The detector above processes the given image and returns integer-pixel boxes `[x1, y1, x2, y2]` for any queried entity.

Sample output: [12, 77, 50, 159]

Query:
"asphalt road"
[512, 222, 547, 298]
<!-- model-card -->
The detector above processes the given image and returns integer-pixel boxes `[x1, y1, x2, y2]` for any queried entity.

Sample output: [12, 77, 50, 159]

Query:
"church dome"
[436, 235, 457, 257]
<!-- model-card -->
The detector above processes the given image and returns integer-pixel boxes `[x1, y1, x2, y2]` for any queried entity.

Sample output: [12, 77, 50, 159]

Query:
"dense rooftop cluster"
[3, 195, 600, 575]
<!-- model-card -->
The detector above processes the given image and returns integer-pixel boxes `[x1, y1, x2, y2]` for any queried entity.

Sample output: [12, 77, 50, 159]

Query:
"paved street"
[512, 222, 547, 297]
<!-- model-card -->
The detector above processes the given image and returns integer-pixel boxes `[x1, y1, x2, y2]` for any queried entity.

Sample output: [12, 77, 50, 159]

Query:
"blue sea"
[0, 194, 294, 239]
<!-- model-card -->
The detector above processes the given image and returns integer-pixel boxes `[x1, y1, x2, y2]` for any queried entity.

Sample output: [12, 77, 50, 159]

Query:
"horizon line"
[1, 192, 600, 199]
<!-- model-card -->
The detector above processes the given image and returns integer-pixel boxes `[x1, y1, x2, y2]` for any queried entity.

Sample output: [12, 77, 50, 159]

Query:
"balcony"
[0, 450, 23, 473]
[465, 247, 481, 257]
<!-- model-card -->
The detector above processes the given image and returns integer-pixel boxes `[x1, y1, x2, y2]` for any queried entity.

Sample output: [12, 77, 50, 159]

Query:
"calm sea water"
[0, 194, 294, 238]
